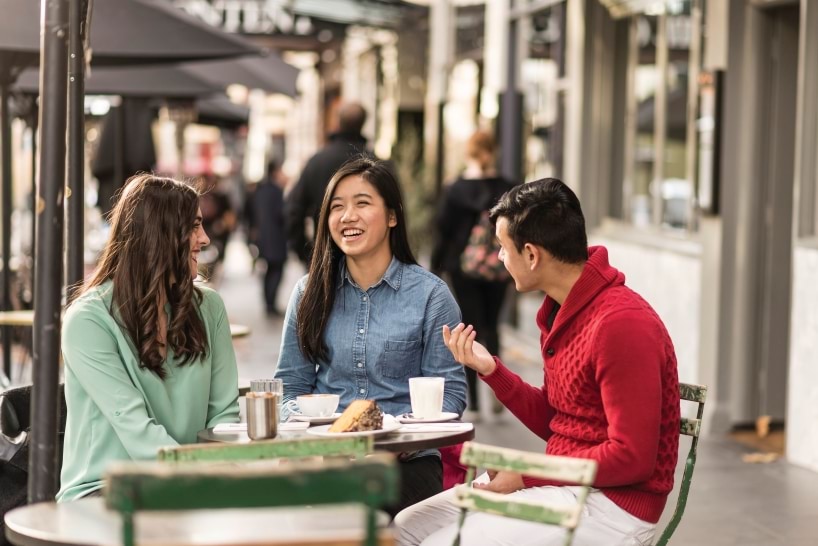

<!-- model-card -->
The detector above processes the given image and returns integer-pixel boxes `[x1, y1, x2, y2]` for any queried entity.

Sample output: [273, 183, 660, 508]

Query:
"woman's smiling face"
[328, 174, 396, 261]
[188, 208, 209, 279]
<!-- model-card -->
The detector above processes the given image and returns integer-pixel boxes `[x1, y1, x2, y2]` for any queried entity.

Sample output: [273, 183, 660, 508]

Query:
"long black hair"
[297, 157, 416, 363]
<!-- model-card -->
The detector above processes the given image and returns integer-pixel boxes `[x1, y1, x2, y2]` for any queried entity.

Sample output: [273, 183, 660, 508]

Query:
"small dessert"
[328, 400, 383, 432]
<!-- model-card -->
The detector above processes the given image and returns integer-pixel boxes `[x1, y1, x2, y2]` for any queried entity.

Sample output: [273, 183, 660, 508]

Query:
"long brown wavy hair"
[297, 157, 416, 363]
[81, 174, 208, 379]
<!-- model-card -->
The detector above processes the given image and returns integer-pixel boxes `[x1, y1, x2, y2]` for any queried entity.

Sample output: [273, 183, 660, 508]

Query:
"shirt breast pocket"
[378, 339, 422, 379]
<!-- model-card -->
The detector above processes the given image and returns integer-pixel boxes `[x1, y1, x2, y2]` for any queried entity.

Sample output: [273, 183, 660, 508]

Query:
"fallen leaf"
[742, 452, 779, 464]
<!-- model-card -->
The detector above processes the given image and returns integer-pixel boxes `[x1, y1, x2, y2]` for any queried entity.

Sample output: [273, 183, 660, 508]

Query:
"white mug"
[284, 393, 340, 417]
[409, 377, 445, 419]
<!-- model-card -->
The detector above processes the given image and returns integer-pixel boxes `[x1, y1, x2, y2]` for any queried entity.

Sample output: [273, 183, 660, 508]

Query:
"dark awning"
[196, 96, 250, 129]
[183, 52, 300, 97]
[0, 0, 260, 72]
[14, 64, 224, 99]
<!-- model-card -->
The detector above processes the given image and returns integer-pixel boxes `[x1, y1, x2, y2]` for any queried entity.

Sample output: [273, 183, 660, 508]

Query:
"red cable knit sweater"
[482, 246, 680, 524]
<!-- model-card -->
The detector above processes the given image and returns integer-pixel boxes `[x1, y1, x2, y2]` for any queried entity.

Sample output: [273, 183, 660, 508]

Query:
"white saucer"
[397, 411, 460, 424]
[306, 416, 402, 438]
[289, 412, 342, 425]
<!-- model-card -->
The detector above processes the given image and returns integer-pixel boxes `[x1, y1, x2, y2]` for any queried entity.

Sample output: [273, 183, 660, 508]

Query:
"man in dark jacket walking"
[252, 161, 288, 316]
[285, 102, 371, 264]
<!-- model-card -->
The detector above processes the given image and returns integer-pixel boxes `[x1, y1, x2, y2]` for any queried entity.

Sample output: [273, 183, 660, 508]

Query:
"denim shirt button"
[358, 328, 364, 334]
[362, 296, 368, 301]
[357, 362, 363, 368]
[359, 388, 365, 394]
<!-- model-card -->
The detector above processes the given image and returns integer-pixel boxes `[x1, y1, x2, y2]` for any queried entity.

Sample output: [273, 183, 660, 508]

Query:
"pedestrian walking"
[252, 161, 288, 316]
[431, 130, 516, 412]
[285, 102, 373, 264]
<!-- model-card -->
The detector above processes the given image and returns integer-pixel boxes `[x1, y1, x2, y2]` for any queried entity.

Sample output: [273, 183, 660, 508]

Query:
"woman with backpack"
[431, 130, 517, 413]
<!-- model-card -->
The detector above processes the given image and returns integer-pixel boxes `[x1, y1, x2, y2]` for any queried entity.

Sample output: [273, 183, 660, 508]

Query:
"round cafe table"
[4, 498, 391, 546]
[0, 310, 35, 326]
[229, 323, 251, 338]
[198, 422, 475, 453]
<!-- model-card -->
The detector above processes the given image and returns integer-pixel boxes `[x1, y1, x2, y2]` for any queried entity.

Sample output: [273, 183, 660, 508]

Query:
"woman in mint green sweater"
[57, 174, 240, 501]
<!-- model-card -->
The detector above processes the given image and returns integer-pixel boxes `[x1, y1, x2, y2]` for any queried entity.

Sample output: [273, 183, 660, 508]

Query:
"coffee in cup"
[409, 377, 445, 419]
[294, 393, 340, 417]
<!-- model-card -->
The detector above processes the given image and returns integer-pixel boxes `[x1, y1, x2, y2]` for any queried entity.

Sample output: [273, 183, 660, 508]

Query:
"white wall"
[591, 229, 702, 386]
[787, 244, 818, 472]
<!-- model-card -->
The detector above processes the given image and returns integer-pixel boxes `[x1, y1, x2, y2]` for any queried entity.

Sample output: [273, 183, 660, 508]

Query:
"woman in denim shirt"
[276, 157, 467, 514]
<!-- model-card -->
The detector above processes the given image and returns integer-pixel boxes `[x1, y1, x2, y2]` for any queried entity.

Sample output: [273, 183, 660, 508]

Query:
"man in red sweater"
[395, 178, 680, 545]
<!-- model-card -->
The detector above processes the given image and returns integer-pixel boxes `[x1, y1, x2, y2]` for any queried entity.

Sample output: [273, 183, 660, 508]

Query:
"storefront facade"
[487, 0, 818, 472]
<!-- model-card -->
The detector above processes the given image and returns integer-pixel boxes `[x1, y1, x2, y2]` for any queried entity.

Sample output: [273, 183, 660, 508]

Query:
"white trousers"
[393, 473, 656, 546]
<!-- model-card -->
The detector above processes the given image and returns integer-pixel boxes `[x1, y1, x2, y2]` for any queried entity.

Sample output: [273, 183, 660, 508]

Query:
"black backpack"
[0, 386, 66, 546]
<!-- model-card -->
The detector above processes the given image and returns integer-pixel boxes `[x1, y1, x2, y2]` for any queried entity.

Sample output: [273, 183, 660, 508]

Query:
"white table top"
[4, 498, 389, 546]
[0, 313, 249, 335]
[0, 310, 34, 326]
[229, 323, 251, 338]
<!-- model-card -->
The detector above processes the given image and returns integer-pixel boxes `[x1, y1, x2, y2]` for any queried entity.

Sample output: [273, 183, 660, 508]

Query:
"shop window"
[630, 14, 659, 227]
[623, 0, 702, 231]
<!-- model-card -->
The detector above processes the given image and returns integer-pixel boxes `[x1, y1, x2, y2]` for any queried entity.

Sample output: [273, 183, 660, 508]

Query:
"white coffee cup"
[409, 377, 445, 419]
[293, 394, 340, 417]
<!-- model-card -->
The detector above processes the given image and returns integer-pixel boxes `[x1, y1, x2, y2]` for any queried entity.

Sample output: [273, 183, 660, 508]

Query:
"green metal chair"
[654, 382, 708, 546]
[157, 435, 373, 463]
[104, 454, 399, 546]
[451, 442, 598, 546]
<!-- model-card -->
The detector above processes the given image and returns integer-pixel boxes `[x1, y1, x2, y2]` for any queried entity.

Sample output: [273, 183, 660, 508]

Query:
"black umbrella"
[0, 0, 262, 279]
[15, 64, 225, 98]
[184, 52, 300, 97]
[0, 0, 262, 328]
[0, 0, 260, 67]
[196, 96, 250, 129]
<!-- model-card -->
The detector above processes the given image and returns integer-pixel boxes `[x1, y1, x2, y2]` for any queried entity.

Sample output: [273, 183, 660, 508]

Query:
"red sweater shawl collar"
[536, 246, 625, 336]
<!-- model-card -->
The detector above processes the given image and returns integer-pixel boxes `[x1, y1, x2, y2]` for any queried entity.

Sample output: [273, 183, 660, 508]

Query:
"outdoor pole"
[550, 2, 566, 178]
[499, 0, 523, 185]
[67, 0, 86, 292]
[434, 102, 445, 196]
[500, 0, 525, 330]
[30, 108, 38, 278]
[114, 101, 125, 192]
[426, 0, 453, 197]
[30, 0, 69, 503]
[0, 78, 12, 378]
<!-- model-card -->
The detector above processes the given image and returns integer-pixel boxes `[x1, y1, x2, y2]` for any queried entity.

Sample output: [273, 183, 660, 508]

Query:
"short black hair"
[489, 178, 588, 264]
[266, 160, 280, 177]
[338, 103, 366, 133]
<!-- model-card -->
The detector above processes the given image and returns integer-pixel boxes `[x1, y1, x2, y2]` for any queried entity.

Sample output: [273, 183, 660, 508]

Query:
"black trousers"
[449, 271, 508, 410]
[262, 260, 285, 314]
[386, 455, 443, 518]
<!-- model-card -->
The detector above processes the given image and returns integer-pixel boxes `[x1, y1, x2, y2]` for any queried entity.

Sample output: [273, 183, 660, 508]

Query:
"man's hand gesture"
[442, 323, 497, 376]
[473, 471, 525, 494]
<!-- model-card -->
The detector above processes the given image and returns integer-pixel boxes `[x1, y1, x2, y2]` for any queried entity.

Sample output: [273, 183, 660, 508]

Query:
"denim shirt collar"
[337, 255, 404, 292]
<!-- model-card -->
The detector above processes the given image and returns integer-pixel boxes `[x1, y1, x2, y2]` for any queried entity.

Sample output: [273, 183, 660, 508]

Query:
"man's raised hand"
[442, 323, 496, 376]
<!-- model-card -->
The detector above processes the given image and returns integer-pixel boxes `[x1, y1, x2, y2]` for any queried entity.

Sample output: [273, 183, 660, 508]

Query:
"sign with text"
[174, 0, 314, 35]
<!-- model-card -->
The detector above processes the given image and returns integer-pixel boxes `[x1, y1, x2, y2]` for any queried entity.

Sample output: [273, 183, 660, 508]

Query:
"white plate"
[306, 416, 402, 438]
[397, 411, 460, 424]
[289, 412, 342, 425]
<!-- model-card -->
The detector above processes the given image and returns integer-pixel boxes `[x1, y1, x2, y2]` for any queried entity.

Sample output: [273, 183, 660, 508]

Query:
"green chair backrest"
[452, 442, 597, 546]
[157, 435, 373, 463]
[655, 382, 707, 546]
[105, 454, 399, 546]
